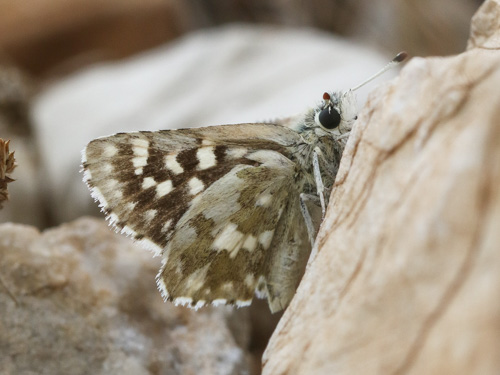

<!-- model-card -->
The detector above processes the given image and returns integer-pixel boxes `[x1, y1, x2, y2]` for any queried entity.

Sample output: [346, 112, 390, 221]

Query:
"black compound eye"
[318, 106, 341, 129]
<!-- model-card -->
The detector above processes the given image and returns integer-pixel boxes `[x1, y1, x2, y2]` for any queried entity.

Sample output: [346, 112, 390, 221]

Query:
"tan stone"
[0, 217, 252, 375]
[263, 1, 500, 374]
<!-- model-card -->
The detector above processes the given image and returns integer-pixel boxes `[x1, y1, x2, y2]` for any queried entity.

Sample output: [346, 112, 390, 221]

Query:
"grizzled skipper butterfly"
[82, 52, 407, 313]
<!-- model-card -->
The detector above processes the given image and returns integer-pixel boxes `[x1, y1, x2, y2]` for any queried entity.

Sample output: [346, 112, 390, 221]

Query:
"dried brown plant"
[0, 138, 16, 208]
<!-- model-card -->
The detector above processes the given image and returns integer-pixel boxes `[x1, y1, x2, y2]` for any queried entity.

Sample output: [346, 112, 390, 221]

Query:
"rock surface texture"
[263, 1, 500, 374]
[0, 218, 252, 375]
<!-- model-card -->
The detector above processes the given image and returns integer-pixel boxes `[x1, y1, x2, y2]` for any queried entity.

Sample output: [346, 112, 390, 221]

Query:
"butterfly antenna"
[350, 51, 408, 92]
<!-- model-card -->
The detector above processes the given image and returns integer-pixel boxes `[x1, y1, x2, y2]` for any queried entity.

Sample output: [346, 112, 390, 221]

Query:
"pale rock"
[0, 217, 252, 375]
[467, 0, 500, 50]
[263, 1, 500, 374]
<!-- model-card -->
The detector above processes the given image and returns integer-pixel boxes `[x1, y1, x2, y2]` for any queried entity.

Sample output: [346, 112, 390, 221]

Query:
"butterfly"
[82, 52, 407, 313]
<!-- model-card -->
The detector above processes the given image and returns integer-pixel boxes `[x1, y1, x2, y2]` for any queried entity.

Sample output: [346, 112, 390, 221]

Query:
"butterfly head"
[312, 90, 357, 136]
[309, 51, 408, 138]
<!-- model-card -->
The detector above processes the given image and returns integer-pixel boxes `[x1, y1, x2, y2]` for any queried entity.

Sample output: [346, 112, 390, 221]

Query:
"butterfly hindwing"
[157, 148, 300, 309]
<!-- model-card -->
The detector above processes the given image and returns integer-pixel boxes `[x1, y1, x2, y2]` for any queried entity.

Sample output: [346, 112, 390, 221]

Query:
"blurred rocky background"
[0, 1, 487, 374]
[0, 0, 482, 225]
[0, 0, 481, 78]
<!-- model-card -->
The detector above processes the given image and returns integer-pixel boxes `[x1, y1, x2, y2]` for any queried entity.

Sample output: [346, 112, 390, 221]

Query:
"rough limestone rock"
[263, 1, 500, 374]
[0, 217, 252, 375]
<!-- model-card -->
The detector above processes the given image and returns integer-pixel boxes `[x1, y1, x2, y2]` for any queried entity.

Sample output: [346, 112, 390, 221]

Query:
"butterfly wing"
[261, 193, 319, 313]
[83, 124, 298, 251]
[83, 123, 311, 311]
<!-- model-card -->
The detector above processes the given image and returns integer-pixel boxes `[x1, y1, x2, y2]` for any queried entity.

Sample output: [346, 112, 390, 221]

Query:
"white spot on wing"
[144, 209, 157, 223]
[156, 180, 173, 198]
[102, 163, 113, 174]
[125, 202, 136, 213]
[135, 167, 143, 175]
[213, 223, 245, 257]
[103, 144, 118, 157]
[111, 189, 123, 200]
[245, 274, 255, 287]
[161, 219, 172, 233]
[184, 265, 210, 292]
[132, 139, 149, 166]
[188, 177, 205, 195]
[197, 146, 216, 170]
[133, 146, 148, 157]
[104, 179, 120, 192]
[142, 177, 157, 189]
[259, 230, 274, 250]
[165, 154, 184, 174]
[242, 235, 257, 252]
[256, 193, 272, 207]
[131, 137, 150, 149]
[132, 156, 147, 168]
[225, 147, 247, 159]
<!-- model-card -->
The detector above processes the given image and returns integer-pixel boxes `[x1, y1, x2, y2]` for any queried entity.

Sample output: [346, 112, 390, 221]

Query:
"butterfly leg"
[300, 193, 319, 248]
[314, 146, 336, 179]
[313, 148, 326, 217]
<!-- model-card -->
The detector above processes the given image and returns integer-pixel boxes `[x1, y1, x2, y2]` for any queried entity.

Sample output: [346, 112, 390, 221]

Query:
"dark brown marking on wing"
[214, 145, 227, 164]
[177, 148, 199, 172]
[143, 144, 171, 182]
